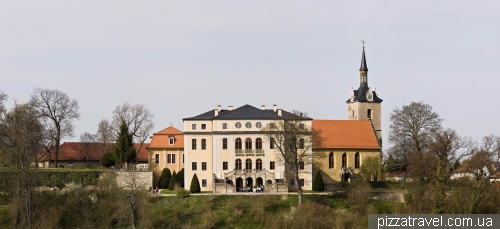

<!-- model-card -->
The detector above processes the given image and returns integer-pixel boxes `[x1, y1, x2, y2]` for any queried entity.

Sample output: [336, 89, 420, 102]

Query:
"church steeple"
[359, 41, 368, 86]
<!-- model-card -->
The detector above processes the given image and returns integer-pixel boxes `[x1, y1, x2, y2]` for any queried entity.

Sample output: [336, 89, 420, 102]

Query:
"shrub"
[158, 168, 171, 189]
[168, 171, 178, 190]
[177, 168, 185, 188]
[190, 173, 201, 193]
[100, 153, 115, 168]
[312, 171, 325, 191]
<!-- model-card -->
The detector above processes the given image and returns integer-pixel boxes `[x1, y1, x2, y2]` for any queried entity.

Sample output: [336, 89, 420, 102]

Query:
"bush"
[168, 171, 178, 190]
[158, 168, 171, 189]
[100, 153, 115, 168]
[37, 170, 103, 188]
[190, 173, 201, 193]
[177, 168, 185, 188]
[312, 171, 325, 191]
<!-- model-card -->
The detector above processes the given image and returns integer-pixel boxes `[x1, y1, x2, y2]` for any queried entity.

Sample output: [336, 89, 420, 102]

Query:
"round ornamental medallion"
[245, 122, 252, 129]
[256, 122, 262, 128]
[235, 122, 242, 129]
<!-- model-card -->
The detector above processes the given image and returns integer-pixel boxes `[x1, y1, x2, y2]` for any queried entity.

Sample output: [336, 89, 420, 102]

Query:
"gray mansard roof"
[183, 104, 312, 121]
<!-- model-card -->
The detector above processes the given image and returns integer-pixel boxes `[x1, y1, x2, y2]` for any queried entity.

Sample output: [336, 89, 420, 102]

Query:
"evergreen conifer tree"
[312, 171, 325, 191]
[177, 168, 185, 188]
[169, 171, 178, 190]
[159, 168, 171, 189]
[190, 173, 201, 193]
[112, 121, 136, 169]
[100, 152, 115, 168]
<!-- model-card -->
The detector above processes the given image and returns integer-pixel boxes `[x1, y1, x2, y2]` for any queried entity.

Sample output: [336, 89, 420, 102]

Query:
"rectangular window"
[155, 154, 159, 164]
[192, 139, 197, 150]
[170, 138, 175, 145]
[269, 123, 275, 129]
[367, 109, 372, 119]
[192, 124, 197, 130]
[201, 124, 206, 130]
[299, 138, 304, 149]
[167, 154, 172, 163]
[299, 124, 304, 130]
[172, 154, 176, 164]
[270, 138, 275, 149]
[182, 154, 185, 163]
[192, 162, 197, 171]
[201, 139, 206, 150]
[270, 161, 275, 170]
[299, 179, 304, 187]
[222, 123, 227, 129]
[202, 179, 207, 187]
[299, 161, 304, 170]
[290, 179, 295, 186]
[223, 162, 228, 170]
[202, 162, 207, 171]
[223, 138, 227, 149]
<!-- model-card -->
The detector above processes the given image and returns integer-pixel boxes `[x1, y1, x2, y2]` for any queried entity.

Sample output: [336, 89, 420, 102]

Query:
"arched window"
[245, 138, 252, 149]
[299, 138, 305, 149]
[235, 159, 242, 170]
[246, 159, 252, 170]
[355, 152, 360, 169]
[256, 159, 262, 170]
[329, 152, 334, 169]
[342, 153, 347, 168]
[235, 138, 242, 150]
[256, 138, 262, 149]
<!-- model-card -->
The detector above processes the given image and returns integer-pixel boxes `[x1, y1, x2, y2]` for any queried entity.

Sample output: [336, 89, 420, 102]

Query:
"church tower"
[347, 44, 383, 145]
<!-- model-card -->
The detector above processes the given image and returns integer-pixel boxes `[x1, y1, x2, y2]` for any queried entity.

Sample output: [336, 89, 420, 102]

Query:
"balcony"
[245, 149, 254, 156]
[235, 149, 243, 156]
[255, 149, 264, 156]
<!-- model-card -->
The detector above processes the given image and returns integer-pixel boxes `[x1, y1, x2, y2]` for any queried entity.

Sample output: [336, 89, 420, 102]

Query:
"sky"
[1, 1, 499, 150]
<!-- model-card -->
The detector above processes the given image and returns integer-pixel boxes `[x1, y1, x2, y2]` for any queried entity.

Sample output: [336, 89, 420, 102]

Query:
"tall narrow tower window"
[367, 109, 372, 119]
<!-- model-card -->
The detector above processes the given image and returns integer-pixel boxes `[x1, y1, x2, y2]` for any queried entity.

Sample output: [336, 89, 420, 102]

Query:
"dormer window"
[169, 137, 174, 145]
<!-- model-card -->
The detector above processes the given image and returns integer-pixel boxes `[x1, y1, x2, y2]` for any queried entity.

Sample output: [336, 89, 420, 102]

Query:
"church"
[148, 46, 382, 192]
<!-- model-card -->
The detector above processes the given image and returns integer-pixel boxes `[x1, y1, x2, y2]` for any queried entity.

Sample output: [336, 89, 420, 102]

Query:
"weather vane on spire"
[361, 39, 365, 47]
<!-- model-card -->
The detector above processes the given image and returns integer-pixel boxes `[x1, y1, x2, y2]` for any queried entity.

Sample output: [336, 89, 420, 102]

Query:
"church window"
[367, 109, 372, 119]
[355, 152, 360, 168]
[329, 152, 334, 168]
[342, 153, 347, 168]
[223, 138, 228, 149]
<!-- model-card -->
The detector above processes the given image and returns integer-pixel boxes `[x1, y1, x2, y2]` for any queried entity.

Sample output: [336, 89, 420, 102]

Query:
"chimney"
[261, 105, 265, 110]
[228, 106, 233, 111]
[278, 109, 282, 116]
[273, 104, 277, 112]
[215, 109, 219, 116]
[217, 105, 221, 112]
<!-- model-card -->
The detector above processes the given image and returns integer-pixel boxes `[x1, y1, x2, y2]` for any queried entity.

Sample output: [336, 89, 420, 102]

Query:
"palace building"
[148, 45, 382, 192]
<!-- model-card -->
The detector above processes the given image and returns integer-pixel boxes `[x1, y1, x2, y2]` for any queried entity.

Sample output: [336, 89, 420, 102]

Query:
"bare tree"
[261, 111, 323, 206]
[73, 132, 97, 168]
[0, 103, 43, 228]
[112, 102, 154, 161]
[95, 119, 114, 157]
[0, 92, 7, 115]
[29, 88, 80, 168]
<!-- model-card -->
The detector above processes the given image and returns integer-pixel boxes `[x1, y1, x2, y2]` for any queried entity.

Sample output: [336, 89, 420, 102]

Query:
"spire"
[359, 41, 368, 71]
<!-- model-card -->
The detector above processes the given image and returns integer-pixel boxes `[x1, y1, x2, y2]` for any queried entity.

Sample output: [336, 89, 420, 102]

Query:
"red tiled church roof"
[312, 120, 380, 149]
